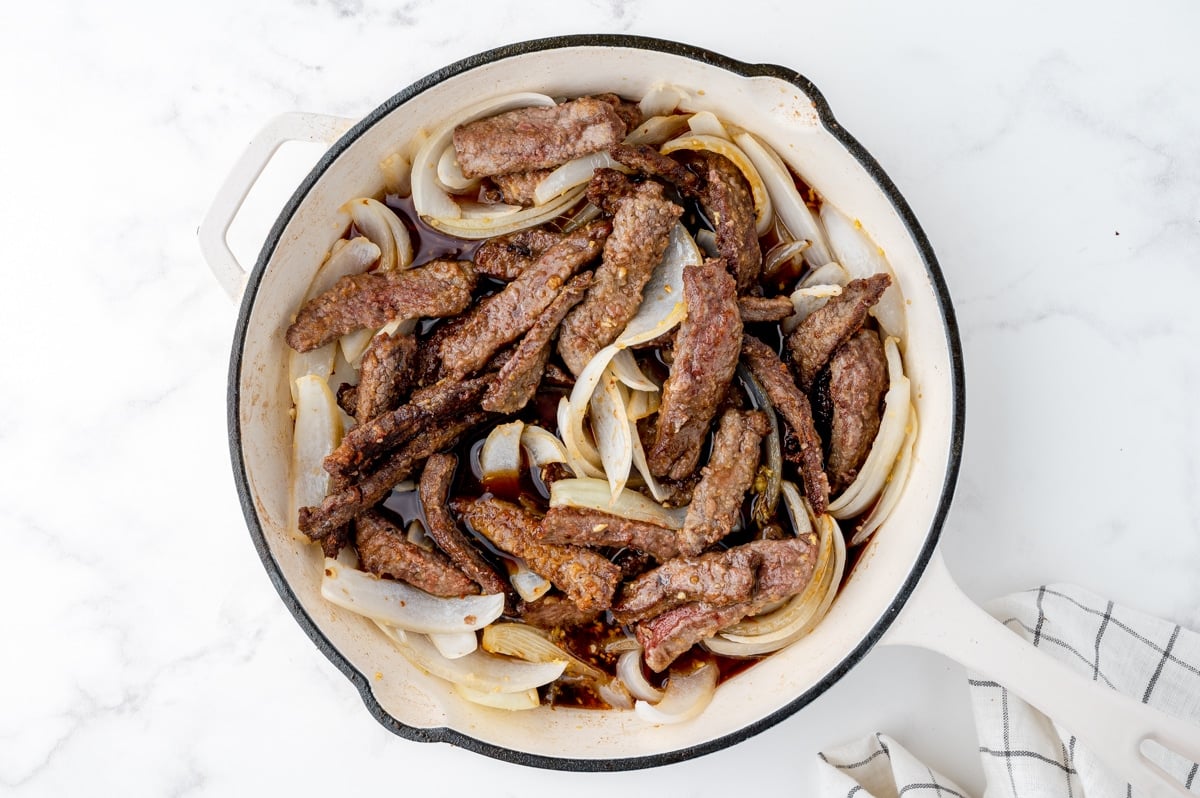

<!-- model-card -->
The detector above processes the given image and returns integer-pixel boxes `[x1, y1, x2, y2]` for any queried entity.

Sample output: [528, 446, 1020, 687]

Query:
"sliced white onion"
[618, 649, 664, 703]
[828, 336, 912, 518]
[429, 631, 479, 660]
[289, 376, 343, 542]
[561, 202, 603, 233]
[687, 110, 730, 139]
[780, 480, 814, 537]
[338, 327, 376, 368]
[733, 131, 832, 266]
[508, 560, 552, 602]
[341, 197, 413, 273]
[609, 350, 658, 392]
[479, 420, 524, 483]
[426, 184, 588, 239]
[309, 236, 381, 298]
[549, 478, 687, 529]
[534, 151, 621, 206]
[624, 114, 691, 147]
[436, 143, 478, 193]
[377, 623, 566, 693]
[520, 425, 569, 468]
[327, 345, 358, 431]
[406, 519, 433, 551]
[590, 367, 633, 499]
[288, 343, 336, 406]
[781, 262, 853, 333]
[453, 683, 540, 711]
[321, 559, 504, 634]
[661, 134, 772, 235]
[557, 396, 605, 479]
[820, 203, 907, 340]
[763, 238, 811, 279]
[458, 201, 522, 219]
[482, 624, 634, 710]
[638, 84, 684, 117]
[634, 660, 718, 724]
[379, 150, 412, 197]
[695, 228, 720, 259]
[850, 403, 918, 546]
[629, 416, 670, 503]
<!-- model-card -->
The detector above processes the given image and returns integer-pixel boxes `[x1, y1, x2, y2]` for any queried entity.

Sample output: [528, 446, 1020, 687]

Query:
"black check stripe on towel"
[817, 732, 972, 798]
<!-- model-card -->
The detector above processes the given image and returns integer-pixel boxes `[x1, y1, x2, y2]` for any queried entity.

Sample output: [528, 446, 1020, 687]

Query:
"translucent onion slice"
[687, 110, 730, 139]
[534, 151, 622, 206]
[828, 336, 912, 518]
[321, 559, 504, 634]
[820, 203, 907, 340]
[289, 376, 343, 541]
[327, 346, 358, 431]
[379, 150, 412, 197]
[479, 420, 524, 483]
[338, 327, 376, 368]
[590, 367, 633, 499]
[429, 631, 479, 660]
[427, 184, 588, 239]
[520, 425, 569, 468]
[629, 417, 670, 503]
[781, 261, 852, 333]
[660, 134, 772, 235]
[557, 397, 604, 479]
[733, 131, 832, 266]
[411, 92, 556, 220]
[377, 623, 566, 694]
[458, 201, 522, 219]
[288, 343, 336, 407]
[481, 623, 633, 708]
[624, 114, 691, 147]
[507, 560, 552, 602]
[763, 238, 811, 281]
[634, 659, 718, 724]
[561, 202, 603, 233]
[638, 84, 684, 117]
[453, 683, 540, 711]
[850, 404, 918, 546]
[436, 144, 478, 193]
[609, 349, 658, 392]
[549, 478, 687, 529]
[618, 648, 664, 703]
[695, 229, 720, 259]
[309, 236, 381, 298]
[341, 197, 413, 273]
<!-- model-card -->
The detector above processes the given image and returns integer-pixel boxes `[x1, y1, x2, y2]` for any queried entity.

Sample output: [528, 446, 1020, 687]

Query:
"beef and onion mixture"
[286, 89, 916, 719]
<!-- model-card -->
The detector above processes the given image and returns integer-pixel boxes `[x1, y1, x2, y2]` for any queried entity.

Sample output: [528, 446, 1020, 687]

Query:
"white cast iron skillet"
[200, 35, 1198, 794]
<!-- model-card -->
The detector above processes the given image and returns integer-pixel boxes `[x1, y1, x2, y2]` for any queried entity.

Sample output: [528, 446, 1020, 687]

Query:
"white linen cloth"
[817, 584, 1200, 797]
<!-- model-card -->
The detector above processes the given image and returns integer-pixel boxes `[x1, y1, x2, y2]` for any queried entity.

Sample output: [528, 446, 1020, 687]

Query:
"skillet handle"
[881, 550, 1200, 798]
[198, 112, 356, 300]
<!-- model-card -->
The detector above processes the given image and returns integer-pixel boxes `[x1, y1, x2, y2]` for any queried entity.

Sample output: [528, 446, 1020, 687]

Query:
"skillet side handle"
[198, 112, 356, 301]
[881, 551, 1200, 798]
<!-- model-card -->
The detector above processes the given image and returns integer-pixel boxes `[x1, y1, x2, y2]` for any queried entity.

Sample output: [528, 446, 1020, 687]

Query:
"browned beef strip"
[452, 97, 627, 179]
[439, 220, 610, 380]
[557, 173, 683, 376]
[538, 507, 681, 561]
[635, 535, 819, 671]
[684, 151, 761, 291]
[677, 409, 769, 556]
[482, 272, 593, 414]
[647, 258, 742, 480]
[517, 594, 603, 630]
[826, 329, 888, 493]
[542, 362, 574, 387]
[298, 411, 491, 543]
[787, 273, 891, 390]
[612, 543, 763, 624]
[740, 335, 830, 514]
[417, 454, 511, 597]
[490, 169, 553, 207]
[474, 227, 564, 281]
[336, 383, 358, 418]
[324, 376, 491, 482]
[738, 295, 796, 323]
[451, 497, 621, 612]
[609, 144, 701, 196]
[285, 259, 476, 353]
[321, 522, 352, 559]
[355, 510, 480, 597]
[592, 93, 643, 133]
[353, 332, 417, 422]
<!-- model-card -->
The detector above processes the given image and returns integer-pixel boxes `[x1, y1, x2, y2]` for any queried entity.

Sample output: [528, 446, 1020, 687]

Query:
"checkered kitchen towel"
[817, 585, 1200, 797]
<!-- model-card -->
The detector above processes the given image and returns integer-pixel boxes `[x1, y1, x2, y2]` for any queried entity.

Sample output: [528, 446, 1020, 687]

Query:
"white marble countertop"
[3, 1, 1198, 795]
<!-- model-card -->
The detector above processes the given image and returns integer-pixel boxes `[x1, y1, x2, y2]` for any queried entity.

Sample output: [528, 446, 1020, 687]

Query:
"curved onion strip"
[610, 349, 658, 392]
[687, 111, 730, 139]
[377, 623, 566, 693]
[411, 92, 556, 220]
[406, 519, 432, 551]
[288, 343, 336, 406]
[561, 202, 603, 233]
[321, 559, 504, 634]
[436, 144, 478, 193]
[453, 683, 540, 711]
[629, 417, 670, 503]
[618, 649, 664, 703]
[379, 150, 412, 197]
[781, 262, 853, 333]
[339, 327, 376, 367]
[426, 184, 588, 239]
[763, 239, 811, 281]
[733, 131, 832, 266]
[638, 84, 684, 117]
[479, 420, 524, 482]
[624, 114, 691, 147]
[520, 425, 569, 468]
[507, 560, 552, 602]
[737, 365, 782, 526]
[557, 397, 605, 479]
[634, 659, 718, 724]
[660, 134, 772, 235]
[341, 198, 403, 272]
[289, 376, 343, 541]
[429, 631, 479, 660]
[534, 151, 621, 206]
[549, 478, 687, 529]
[483, 623, 602, 682]
[590, 367, 633, 499]
[850, 404, 918, 546]
[820, 203, 907, 339]
[695, 228, 720, 259]
[458, 201, 522, 219]
[828, 336, 911, 518]
[310, 236, 381, 296]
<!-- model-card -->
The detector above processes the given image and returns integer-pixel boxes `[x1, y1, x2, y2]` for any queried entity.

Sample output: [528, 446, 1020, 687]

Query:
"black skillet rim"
[226, 33, 966, 772]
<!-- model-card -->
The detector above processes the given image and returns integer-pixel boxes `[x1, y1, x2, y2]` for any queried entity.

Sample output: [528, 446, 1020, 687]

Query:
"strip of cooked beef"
[682, 151, 762, 291]
[354, 510, 480, 597]
[350, 331, 417, 422]
[482, 272, 593, 414]
[285, 259, 476, 353]
[557, 172, 683, 375]
[542, 362, 574, 387]
[647, 258, 742, 480]
[299, 411, 490, 543]
[740, 335, 830, 514]
[826, 329, 888, 494]
[321, 522, 352, 559]
[336, 382, 358, 418]
[612, 543, 762, 624]
[676, 409, 769, 556]
[489, 169, 553, 207]
[439, 220, 610, 380]
[324, 375, 491, 481]
[451, 497, 621, 612]
[609, 144, 701, 196]
[452, 96, 628, 179]
[738, 295, 796, 323]
[635, 535, 819, 671]
[417, 454, 511, 597]
[474, 227, 563, 281]
[787, 272, 891, 390]
[538, 506, 681, 561]
[592, 93, 643, 133]
[517, 594, 603, 630]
